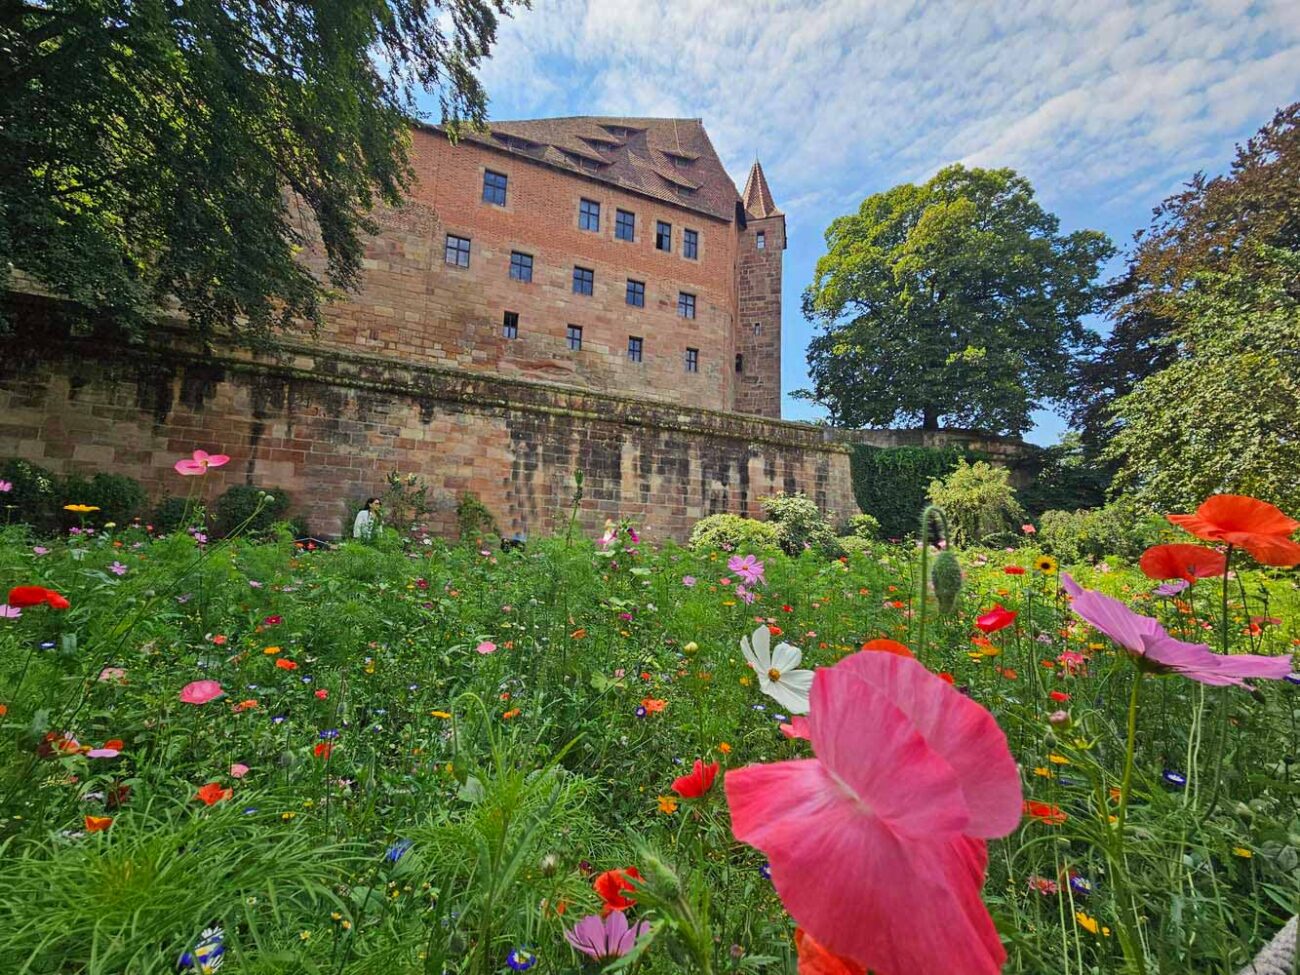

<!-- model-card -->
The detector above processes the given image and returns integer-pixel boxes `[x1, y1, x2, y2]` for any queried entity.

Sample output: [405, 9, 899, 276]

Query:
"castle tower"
[734, 160, 784, 418]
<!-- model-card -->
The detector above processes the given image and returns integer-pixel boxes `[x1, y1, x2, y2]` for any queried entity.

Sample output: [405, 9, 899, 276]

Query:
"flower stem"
[1111, 672, 1147, 974]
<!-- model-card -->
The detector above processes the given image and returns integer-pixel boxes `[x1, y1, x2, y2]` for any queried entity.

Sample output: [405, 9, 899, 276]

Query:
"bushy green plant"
[760, 491, 843, 557]
[151, 496, 192, 532]
[212, 484, 291, 537]
[848, 444, 965, 539]
[837, 534, 875, 557]
[1038, 500, 1167, 563]
[0, 458, 60, 528]
[59, 471, 147, 524]
[456, 491, 498, 543]
[844, 512, 881, 540]
[687, 513, 779, 552]
[926, 459, 1025, 546]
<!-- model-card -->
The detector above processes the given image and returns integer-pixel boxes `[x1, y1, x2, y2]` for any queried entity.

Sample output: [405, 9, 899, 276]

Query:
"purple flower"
[564, 912, 650, 962]
[1061, 574, 1293, 688]
[1154, 579, 1190, 597]
[109, 561, 127, 576]
[735, 584, 756, 605]
[727, 554, 766, 587]
[32, 546, 48, 556]
[682, 576, 697, 588]
[0, 480, 12, 492]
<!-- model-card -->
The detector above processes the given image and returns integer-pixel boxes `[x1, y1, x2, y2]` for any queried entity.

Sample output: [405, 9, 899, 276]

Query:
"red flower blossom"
[641, 698, 666, 714]
[314, 742, 333, 759]
[195, 782, 232, 806]
[1048, 691, 1070, 702]
[861, 638, 913, 658]
[1003, 566, 1025, 575]
[314, 689, 329, 700]
[795, 928, 866, 975]
[1138, 544, 1227, 582]
[974, 605, 1016, 634]
[1167, 495, 1300, 566]
[275, 658, 298, 670]
[1023, 800, 1067, 825]
[84, 815, 113, 833]
[672, 759, 720, 799]
[594, 867, 642, 915]
[7, 586, 70, 610]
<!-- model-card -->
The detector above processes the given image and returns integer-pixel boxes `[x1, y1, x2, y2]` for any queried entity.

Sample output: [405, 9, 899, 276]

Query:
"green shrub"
[837, 534, 875, 557]
[152, 496, 192, 533]
[759, 492, 843, 557]
[843, 512, 881, 540]
[1038, 500, 1166, 563]
[926, 459, 1025, 546]
[59, 472, 147, 524]
[456, 491, 498, 543]
[212, 484, 292, 538]
[0, 458, 60, 529]
[687, 513, 779, 552]
[849, 445, 965, 539]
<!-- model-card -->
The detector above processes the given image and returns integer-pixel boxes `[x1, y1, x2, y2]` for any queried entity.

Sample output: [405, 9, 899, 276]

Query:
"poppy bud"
[539, 853, 559, 877]
[638, 850, 681, 899]
[931, 550, 962, 614]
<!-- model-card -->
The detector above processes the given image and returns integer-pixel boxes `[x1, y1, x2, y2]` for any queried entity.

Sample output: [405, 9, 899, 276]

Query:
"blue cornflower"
[39, 640, 56, 650]
[506, 948, 537, 970]
[386, 839, 413, 863]
[1069, 874, 1093, 897]
[272, 715, 288, 725]
[751, 704, 766, 712]
[759, 863, 772, 880]
[772, 713, 789, 722]
[1162, 769, 1187, 788]
[319, 729, 340, 740]
[634, 706, 647, 718]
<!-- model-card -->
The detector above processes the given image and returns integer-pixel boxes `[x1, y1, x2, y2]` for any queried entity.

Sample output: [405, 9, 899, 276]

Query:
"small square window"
[684, 229, 699, 260]
[626, 279, 645, 307]
[735, 353, 744, 373]
[502, 311, 519, 339]
[566, 325, 583, 351]
[753, 322, 762, 335]
[482, 170, 508, 206]
[628, 336, 643, 363]
[573, 266, 594, 295]
[579, 198, 601, 232]
[509, 251, 533, 283]
[656, 221, 672, 251]
[678, 292, 696, 319]
[444, 234, 471, 267]
[616, 209, 635, 241]
[756, 230, 766, 250]
[685, 347, 699, 373]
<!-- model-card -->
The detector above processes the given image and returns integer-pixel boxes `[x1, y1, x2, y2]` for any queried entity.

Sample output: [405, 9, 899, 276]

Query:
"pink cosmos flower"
[727, 554, 766, 587]
[0, 604, 20, 619]
[564, 911, 651, 962]
[475, 641, 497, 655]
[109, 562, 127, 576]
[725, 651, 1022, 975]
[736, 584, 756, 605]
[32, 546, 48, 556]
[682, 576, 697, 588]
[0, 480, 11, 492]
[173, 449, 231, 476]
[87, 747, 120, 759]
[1061, 574, 1292, 688]
[179, 680, 224, 705]
[230, 763, 250, 779]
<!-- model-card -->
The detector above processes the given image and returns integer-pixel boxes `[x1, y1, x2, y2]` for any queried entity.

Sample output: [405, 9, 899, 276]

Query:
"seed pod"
[931, 549, 962, 614]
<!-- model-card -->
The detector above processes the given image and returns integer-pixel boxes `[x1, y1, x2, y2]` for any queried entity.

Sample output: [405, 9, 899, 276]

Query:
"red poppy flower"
[937, 672, 955, 685]
[795, 928, 866, 975]
[671, 759, 720, 799]
[975, 605, 1016, 634]
[1138, 544, 1227, 582]
[641, 698, 666, 714]
[84, 815, 113, 833]
[275, 658, 298, 670]
[195, 782, 232, 806]
[593, 866, 642, 915]
[1167, 495, 1300, 566]
[314, 689, 329, 700]
[1023, 800, 1067, 825]
[861, 638, 913, 659]
[7, 586, 70, 610]
[1003, 566, 1025, 575]
[768, 625, 784, 637]
[1048, 691, 1070, 702]
[314, 742, 333, 759]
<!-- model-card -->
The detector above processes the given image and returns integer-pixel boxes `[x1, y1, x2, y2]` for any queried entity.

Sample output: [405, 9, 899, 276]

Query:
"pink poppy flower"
[0, 604, 20, 619]
[1061, 575, 1292, 688]
[1021, 524, 1036, 534]
[725, 651, 1021, 975]
[475, 641, 497, 655]
[230, 763, 250, 779]
[565, 911, 650, 961]
[173, 449, 231, 476]
[179, 680, 224, 705]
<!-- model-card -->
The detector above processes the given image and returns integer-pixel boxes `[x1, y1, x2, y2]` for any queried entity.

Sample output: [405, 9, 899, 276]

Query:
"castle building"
[321, 117, 786, 418]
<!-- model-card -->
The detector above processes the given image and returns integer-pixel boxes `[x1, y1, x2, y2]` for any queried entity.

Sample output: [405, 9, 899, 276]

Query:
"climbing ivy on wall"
[848, 445, 966, 539]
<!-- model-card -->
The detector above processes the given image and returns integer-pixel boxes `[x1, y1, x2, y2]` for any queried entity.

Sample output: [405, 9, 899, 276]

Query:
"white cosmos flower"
[740, 624, 813, 714]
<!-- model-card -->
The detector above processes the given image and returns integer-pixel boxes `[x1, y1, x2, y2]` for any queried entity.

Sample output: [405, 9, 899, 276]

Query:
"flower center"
[767, 668, 782, 682]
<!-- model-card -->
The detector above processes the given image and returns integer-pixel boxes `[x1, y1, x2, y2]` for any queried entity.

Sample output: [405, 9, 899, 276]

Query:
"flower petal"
[771, 641, 803, 673]
[767, 668, 813, 714]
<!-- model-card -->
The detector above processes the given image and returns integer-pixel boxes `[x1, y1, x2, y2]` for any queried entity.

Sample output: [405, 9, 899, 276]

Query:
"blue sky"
[424, 0, 1300, 444]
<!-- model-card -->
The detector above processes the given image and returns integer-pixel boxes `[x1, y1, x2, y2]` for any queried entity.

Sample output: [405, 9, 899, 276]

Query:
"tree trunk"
[922, 406, 940, 431]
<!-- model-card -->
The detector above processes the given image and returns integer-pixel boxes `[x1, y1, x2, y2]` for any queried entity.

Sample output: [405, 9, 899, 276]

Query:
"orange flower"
[1023, 800, 1067, 825]
[502, 708, 522, 720]
[195, 782, 232, 806]
[233, 699, 259, 712]
[570, 628, 587, 639]
[861, 638, 913, 658]
[1138, 544, 1227, 582]
[314, 742, 334, 759]
[275, 658, 298, 670]
[794, 928, 867, 975]
[84, 815, 113, 833]
[1167, 495, 1300, 566]
[641, 698, 666, 713]
[0, 704, 7, 717]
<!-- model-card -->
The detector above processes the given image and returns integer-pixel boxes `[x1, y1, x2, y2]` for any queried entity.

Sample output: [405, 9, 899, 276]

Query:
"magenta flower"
[736, 584, 756, 605]
[230, 763, 250, 779]
[179, 680, 224, 705]
[109, 561, 127, 576]
[173, 449, 231, 476]
[1061, 574, 1292, 688]
[564, 911, 650, 962]
[725, 651, 1022, 974]
[682, 576, 697, 588]
[727, 554, 766, 586]
[87, 747, 120, 759]
[0, 479, 12, 492]
[0, 604, 20, 620]
[475, 641, 497, 655]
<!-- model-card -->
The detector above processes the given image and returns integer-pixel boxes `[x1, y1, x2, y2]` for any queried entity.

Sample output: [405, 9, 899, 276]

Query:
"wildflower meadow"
[0, 459, 1297, 975]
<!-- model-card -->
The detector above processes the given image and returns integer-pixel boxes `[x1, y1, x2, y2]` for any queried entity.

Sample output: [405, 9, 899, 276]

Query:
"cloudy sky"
[426, 0, 1300, 443]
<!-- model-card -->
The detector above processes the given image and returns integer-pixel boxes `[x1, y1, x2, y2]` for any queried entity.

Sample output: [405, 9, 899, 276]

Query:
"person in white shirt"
[353, 497, 382, 540]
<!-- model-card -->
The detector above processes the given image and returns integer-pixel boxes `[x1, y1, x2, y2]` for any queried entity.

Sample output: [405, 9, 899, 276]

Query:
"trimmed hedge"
[848, 445, 965, 540]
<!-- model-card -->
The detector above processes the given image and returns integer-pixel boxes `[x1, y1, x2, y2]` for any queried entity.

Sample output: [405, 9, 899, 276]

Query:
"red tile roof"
[445, 117, 745, 223]
[742, 160, 782, 219]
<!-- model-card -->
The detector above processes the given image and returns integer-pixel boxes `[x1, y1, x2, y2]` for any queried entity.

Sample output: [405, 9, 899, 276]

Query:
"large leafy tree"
[1105, 248, 1300, 513]
[800, 165, 1113, 435]
[1, 0, 523, 344]
[1072, 102, 1299, 451]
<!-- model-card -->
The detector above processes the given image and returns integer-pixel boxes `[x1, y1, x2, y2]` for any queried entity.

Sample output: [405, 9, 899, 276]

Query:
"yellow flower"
[1233, 847, 1253, 858]
[739, 675, 752, 687]
[718, 742, 732, 754]
[683, 642, 699, 654]
[299, 930, 311, 941]
[263, 646, 281, 655]
[1035, 555, 1058, 573]
[1048, 754, 1070, 765]
[1033, 767, 1053, 778]
[1075, 912, 1109, 936]
[430, 710, 452, 719]
[657, 795, 678, 814]
[63, 504, 100, 513]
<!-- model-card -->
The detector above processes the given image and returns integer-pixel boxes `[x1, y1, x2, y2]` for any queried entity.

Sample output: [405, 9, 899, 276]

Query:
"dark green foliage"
[59, 471, 147, 524]
[849, 445, 964, 539]
[212, 484, 291, 537]
[0, 458, 60, 528]
[1015, 434, 1112, 518]
[456, 491, 498, 543]
[931, 549, 962, 614]
[801, 164, 1114, 435]
[759, 492, 843, 557]
[1, 0, 525, 343]
[1038, 501, 1168, 563]
[151, 496, 192, 533]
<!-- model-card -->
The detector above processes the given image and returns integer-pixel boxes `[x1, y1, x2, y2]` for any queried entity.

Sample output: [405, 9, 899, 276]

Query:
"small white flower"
[740, 625, 813, 714]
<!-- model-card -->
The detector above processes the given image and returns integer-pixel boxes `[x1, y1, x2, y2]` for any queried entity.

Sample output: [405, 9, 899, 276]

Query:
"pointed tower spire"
[742, 160, 782, 219]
